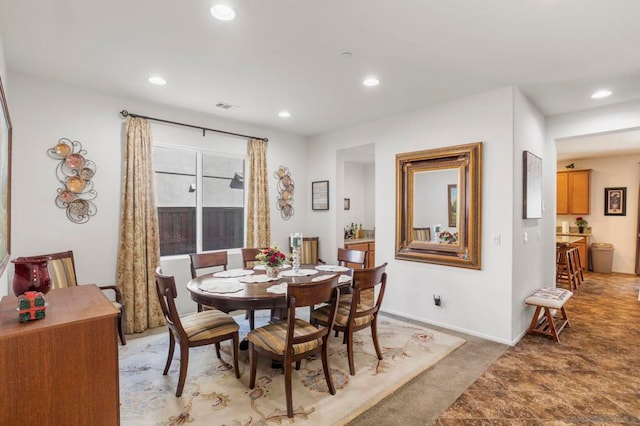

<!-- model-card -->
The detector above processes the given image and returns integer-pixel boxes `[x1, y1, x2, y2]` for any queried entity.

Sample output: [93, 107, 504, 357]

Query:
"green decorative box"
[18, 291, 47, 322]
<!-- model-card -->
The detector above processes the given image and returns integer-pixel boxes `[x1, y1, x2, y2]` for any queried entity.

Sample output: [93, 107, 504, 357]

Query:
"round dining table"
[186, 264, 352, 324]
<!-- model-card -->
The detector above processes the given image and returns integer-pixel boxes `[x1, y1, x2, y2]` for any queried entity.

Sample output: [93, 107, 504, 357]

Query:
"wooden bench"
[525, 287, 572, 343]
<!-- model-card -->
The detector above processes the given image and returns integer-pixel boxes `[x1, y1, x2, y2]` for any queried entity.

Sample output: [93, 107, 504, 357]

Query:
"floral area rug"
[119, 313, 465, 425]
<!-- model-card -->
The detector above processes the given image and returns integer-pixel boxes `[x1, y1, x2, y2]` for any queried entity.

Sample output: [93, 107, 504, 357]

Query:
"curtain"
[246, 139, 270, 248]
[117, 117, 163, 333]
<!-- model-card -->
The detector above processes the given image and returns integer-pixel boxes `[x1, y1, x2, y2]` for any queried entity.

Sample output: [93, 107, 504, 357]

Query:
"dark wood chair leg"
[370, 319, 383, 360]
[321, 343, 336, 395]
[176, 345, 189, 397]
[249, 310, 255, 330]
[249, 343, 257, 389]
[346, 328, 356, 376]
[117, 312, 126, 345]
[163, 332, 175, 375]
[215, 342, 221, 359]
[232, 333, 240, 378]
[284, 359, 294, 417]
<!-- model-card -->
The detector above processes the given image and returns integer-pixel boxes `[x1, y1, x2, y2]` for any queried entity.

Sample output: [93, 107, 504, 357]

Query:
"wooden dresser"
[0, 285, 120, 426]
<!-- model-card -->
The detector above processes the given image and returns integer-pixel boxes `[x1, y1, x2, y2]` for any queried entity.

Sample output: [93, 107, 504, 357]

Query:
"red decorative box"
[18, 291, 47, 322]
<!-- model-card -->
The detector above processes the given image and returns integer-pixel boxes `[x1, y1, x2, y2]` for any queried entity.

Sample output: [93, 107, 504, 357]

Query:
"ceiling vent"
[215, 102, 236, 109]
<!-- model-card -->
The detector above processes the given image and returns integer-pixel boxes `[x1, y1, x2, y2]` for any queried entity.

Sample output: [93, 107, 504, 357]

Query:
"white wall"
[557, 154, 640, 273]
[8, 73, 308, 314]
[512, 88, 548, 342]
[308, 86, 521, 343]
[546, 99, 640, 280]
[343, 162, 375, 230]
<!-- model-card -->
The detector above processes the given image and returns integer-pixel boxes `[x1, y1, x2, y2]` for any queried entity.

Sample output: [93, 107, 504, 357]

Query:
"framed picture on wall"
[522, 150, 542, 219]
[0, 76, 12, 276]
[312, 180, 329, 210]
[604, 187, 626, 216]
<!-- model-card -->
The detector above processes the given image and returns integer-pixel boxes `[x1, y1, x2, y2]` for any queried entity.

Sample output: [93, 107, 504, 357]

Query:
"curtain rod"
[120, 110, 268, 142]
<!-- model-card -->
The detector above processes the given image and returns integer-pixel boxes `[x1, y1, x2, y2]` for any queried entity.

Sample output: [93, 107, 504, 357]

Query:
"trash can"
[591, 243, 614, 273]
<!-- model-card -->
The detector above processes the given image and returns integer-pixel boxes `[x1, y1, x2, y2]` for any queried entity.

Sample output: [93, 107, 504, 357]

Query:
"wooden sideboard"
[0, 285, 120, 426]
[344, 239, 376, 268]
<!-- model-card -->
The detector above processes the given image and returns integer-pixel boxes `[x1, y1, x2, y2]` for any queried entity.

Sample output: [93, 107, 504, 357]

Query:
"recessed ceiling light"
[591, 89, 612, 99]
[363, 77, 380, 87]
[278, 111, 291, 118]
[148, 76, 167, 85]
[210, 4, 236, 21]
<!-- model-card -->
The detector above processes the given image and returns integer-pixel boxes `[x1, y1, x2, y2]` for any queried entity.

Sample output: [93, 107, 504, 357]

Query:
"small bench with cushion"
[525, 287, 573, 343]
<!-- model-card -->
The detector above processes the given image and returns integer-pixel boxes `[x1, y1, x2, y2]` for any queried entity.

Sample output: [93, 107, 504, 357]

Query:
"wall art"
[604, 187, 626, 216]
[274, 165, 294, 220]
[312, 180, 329, 211]
[0, 76, 12, 275]
[48, 138, 97, 223]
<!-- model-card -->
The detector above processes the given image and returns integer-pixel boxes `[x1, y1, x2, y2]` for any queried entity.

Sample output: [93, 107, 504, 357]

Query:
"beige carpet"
[119, 314, 465, 425]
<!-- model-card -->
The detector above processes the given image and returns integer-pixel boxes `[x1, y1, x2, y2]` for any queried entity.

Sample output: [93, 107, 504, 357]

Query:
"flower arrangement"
[255, 246, 288, 268]
[575, 217, 588, 227]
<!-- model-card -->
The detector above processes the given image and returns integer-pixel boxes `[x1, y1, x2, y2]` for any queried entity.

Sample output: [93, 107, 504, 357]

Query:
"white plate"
[213, 269, 255, 278]
[238, 275, 280, 283]
[253, 264, 291, 270]
[198, 280, 244, 294]
[338, 274, 352, 284]
[315, 264, 350, 272]
[279, 269, 319, 277]
[266, 283, 288, 294]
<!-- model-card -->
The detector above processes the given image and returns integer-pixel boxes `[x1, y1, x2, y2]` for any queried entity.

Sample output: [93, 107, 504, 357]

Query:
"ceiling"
[1, 0, 640, 142]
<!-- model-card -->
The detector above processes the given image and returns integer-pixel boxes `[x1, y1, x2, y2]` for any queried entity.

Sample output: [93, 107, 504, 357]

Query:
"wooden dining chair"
[337, 247, 366, 269]
[247, 274, 340, 418]
[189, 251, 228, 312]
[300, 237, 324, 264]
[154, 267, 240, 397]
[241, 247, 262, 269]
[311, 262, 387, 376]
[29, 250, 126, 346]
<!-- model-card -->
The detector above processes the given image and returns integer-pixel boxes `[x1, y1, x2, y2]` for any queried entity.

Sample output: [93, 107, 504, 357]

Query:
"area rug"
[119, 314, 465, 425]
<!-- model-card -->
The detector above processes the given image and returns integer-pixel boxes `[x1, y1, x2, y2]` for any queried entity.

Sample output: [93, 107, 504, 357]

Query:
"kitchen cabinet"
[344, 240, 376, 268]
[0, 285, 120, 425]
[557, 169, 591, 215]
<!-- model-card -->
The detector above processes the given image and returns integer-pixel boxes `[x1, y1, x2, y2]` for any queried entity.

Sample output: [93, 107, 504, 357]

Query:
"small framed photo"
[604, 187, 626, 216]
[344, 198, 350, 210]
[312, 180, 329, 211]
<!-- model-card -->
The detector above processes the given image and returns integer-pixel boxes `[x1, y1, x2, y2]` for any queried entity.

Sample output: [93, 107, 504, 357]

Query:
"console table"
[0, 284, 120, 425]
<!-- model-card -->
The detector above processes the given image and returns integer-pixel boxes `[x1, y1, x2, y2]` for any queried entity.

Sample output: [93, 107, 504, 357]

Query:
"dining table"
[186, 263, 353, 325]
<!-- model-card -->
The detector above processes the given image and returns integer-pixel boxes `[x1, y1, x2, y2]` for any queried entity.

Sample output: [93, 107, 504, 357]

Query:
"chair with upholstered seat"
[155, 267, 240, 397]
[299, 237, 324, 264]
[247, 274, 340, 418]
[241, 247, 262, 269]
[337, 247, 366, 269]
[311, 262, 387, 375]
[189, 251, 228, 312]
[34, 250, 126, 345]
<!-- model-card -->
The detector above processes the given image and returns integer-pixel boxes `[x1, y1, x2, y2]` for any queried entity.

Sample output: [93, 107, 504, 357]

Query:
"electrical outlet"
[433, 294, 442, 307]
[493, 235, 501, 246]
[523, 232, 528, 243]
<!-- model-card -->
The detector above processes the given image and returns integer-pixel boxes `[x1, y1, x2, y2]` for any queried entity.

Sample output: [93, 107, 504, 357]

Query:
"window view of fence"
[154, 146, 244, 256]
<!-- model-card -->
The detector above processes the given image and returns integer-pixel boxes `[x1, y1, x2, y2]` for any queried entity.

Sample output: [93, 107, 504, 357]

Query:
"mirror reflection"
[396, 142, 482, 269]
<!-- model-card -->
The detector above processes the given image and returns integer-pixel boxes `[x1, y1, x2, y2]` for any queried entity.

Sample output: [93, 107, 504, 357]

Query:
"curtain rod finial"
[120, 110, 130, 118]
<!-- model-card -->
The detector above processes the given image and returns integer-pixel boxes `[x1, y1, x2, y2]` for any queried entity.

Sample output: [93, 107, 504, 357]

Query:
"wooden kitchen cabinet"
[557, 169, 591, 215]
[344, 240, 376, 268]
[0, 285, 120, 426]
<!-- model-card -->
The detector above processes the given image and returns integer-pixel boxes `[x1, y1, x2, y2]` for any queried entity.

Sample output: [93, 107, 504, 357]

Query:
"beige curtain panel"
[246, 139, 270, 248]
[117, 116, 164, 333]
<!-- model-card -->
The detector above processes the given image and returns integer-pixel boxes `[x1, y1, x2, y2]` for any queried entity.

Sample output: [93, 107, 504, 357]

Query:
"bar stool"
[556, 246, 581, 290]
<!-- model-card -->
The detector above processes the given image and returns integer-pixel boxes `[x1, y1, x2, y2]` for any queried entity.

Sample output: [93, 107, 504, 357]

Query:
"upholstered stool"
[525, 287, 572, 343]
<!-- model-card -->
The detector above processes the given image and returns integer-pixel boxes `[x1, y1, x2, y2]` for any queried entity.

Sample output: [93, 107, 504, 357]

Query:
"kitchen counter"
[556, 235, 585, 245]
[556, 232, 591, 237]
[344, 237, 375, 244]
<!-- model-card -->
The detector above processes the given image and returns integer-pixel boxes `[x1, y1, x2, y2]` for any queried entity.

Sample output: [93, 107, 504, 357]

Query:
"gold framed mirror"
[395, 142, 482, 269]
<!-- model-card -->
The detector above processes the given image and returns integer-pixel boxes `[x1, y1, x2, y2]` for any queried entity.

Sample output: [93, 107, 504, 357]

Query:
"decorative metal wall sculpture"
[47, 138, 97, 224]
[274, 165, 294, 220]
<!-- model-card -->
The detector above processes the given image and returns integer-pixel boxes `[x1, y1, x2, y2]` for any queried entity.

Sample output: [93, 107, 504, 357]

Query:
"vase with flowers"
[575, 217, 588, 233]
[256, 245, 288, 278]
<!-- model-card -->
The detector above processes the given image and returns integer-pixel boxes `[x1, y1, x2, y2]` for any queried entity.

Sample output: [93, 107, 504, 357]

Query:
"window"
[153, 146, 245, 256]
